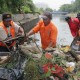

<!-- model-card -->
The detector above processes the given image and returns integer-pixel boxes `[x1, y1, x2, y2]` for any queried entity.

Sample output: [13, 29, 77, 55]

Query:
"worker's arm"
[26, 30, 34, 37]
[13, 22, 24, 36]
[18, 27, 24, 36]
[26, 20, 43, 38]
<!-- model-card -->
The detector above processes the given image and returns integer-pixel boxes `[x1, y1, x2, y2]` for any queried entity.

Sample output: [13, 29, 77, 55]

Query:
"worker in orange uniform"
[26, 11, 58, 50]
[0, 12, 24, 52]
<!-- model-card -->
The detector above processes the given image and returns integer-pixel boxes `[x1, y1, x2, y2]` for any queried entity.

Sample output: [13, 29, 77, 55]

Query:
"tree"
[0, 0, 36, 13]
[59, 0, 80, 13]
[45, 8, 53, 12]
[73, 0, 80, 12]
[59, 4, 73, 12]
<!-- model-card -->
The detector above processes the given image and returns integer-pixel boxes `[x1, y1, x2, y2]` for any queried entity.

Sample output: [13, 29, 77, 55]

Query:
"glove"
[65, 16, 71, 22]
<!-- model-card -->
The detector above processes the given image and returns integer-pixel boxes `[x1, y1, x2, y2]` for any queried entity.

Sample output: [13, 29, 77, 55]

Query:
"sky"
[33, 0, 75, 10]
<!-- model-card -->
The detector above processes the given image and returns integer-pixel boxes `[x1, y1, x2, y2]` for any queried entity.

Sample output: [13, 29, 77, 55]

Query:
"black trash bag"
[0, 68, 24, 80]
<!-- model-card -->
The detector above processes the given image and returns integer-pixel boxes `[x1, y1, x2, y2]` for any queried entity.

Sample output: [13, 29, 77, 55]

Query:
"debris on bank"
[20, 43, 80, 80]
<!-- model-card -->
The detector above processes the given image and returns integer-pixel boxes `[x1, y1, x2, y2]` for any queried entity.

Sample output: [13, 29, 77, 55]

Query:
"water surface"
[52, 15, 73, 46]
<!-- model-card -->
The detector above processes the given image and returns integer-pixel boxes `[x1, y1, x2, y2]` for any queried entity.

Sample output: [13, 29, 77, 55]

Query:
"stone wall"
[0, 14, 39, 32]
[0, 14, 39, 21]
[19, 17, 39, 32]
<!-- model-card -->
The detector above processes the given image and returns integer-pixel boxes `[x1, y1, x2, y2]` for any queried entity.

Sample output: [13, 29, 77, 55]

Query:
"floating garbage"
[66, 62, 75, 72]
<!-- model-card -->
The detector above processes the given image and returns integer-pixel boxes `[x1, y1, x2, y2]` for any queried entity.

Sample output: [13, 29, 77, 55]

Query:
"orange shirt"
[0, 21, 15, 47]
[32, 20, 58, 49]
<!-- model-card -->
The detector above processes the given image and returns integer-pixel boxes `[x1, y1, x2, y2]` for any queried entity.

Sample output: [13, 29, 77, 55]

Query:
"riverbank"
[66, 13, 77, 17]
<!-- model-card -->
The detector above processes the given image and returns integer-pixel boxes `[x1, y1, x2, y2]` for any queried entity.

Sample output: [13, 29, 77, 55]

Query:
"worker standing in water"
[26, 11, 58, 50]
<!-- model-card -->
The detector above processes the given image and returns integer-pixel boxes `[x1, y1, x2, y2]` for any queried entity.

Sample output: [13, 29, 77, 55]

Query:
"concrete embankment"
[0, 14, 39, 32]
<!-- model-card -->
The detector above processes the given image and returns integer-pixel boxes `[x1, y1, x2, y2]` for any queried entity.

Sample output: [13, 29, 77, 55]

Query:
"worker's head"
[77, 13, 80, 20]
[2, 13, 12, 27]
[42, 11, 52, 26]
[65, 16, 71, 22]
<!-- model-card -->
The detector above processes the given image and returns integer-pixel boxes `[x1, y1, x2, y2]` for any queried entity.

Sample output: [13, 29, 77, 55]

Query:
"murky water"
[34, 15, 73, 46]
[52, 15, 73, 46]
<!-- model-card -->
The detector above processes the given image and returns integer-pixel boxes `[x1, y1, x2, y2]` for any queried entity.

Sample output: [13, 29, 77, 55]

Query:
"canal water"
[34, 15, 73, 47]
[52, 15, 73, 46]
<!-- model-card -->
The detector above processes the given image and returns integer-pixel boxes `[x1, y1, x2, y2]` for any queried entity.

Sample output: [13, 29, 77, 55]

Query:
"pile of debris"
[22, 44, 80, 80]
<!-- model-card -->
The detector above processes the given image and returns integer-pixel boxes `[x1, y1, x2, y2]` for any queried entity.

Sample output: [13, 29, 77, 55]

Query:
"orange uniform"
[32, 20, 58, 49]
[0, 21, 15, 47]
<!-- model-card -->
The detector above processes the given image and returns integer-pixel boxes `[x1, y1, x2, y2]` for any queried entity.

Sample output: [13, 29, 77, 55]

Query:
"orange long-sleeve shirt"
[32, 20, 58, 49]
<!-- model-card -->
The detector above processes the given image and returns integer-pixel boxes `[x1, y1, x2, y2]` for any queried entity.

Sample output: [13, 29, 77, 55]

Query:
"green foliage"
[35, 7, 53, 14]
[41, 68, 51, 79]
[0, 0, 36, 14]
[73, 0, 80, 12]
[59, 0, 80, 13]
[45, 8, 53, 12]
[59, 4, 73, 12]
[24, 54, 66, 80]
[22, 6, 31, 13]
[37, 8, 44, 14]
[24, 60, 40, 80]
[24, 55, 52, 80]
